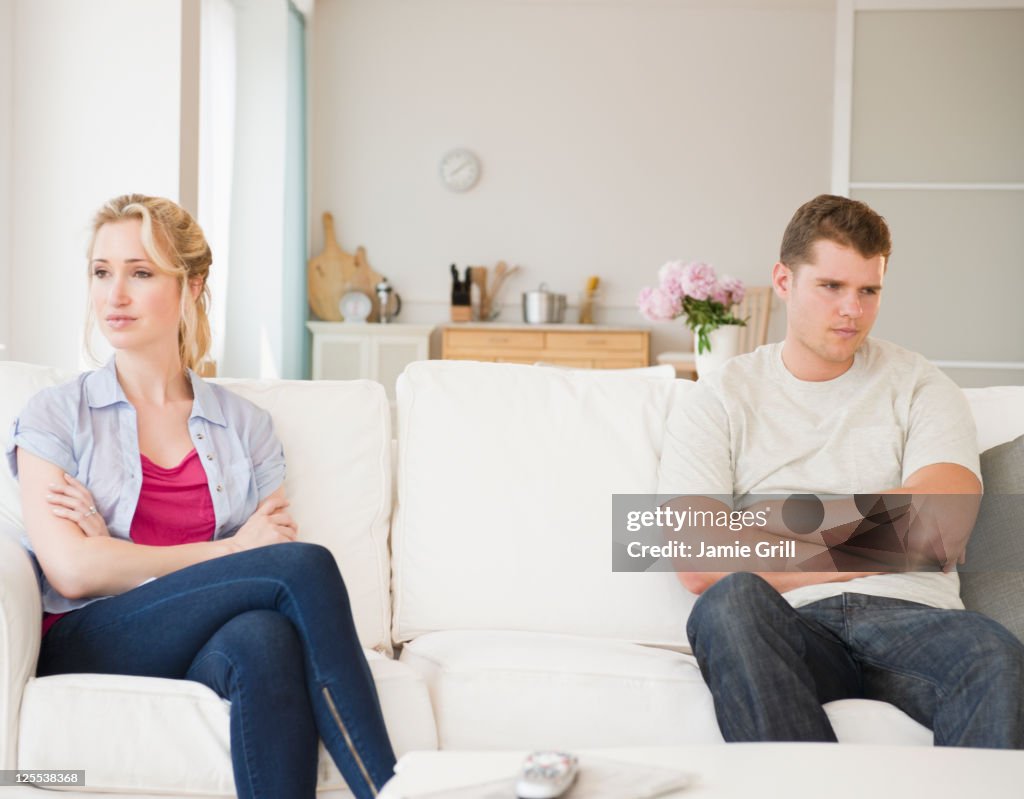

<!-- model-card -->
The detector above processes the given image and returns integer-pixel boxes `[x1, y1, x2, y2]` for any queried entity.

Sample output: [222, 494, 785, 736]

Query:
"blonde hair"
[86, 194, 213, 371]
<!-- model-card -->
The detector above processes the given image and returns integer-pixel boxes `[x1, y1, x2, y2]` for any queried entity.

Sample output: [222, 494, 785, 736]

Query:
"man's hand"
[898, 463, 982, 572]
[230, 496, 299, 552]
[903, 492, 981, 572]
[46, 473, 111, 538]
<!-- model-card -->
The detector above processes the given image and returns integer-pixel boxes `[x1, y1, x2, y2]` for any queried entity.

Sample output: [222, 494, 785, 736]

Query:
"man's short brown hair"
[780, 194, 892, 269]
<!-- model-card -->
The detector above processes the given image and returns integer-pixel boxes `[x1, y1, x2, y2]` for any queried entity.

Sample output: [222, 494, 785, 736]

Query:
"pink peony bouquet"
[637, 261, 746, 354]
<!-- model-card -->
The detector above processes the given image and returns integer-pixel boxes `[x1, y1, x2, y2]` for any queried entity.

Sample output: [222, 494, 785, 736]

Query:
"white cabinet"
[307, 322, 434, 402]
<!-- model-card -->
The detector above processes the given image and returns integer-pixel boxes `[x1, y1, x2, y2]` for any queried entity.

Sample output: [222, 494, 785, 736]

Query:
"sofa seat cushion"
[400, 630, 933, 750]
[823, 698, 931, 745]
[17, 651, 437, 796]
[399, 629, 721, 749]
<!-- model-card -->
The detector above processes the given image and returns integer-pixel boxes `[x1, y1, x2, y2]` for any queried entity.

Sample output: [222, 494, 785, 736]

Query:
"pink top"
[42, 449, 216, 636]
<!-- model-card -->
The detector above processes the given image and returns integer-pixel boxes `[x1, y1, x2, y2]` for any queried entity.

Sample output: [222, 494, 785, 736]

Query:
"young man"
[659, 194, 1024, 747]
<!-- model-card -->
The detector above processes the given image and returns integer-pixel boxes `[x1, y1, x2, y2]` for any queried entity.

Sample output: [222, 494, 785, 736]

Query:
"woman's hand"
[231, 495, 299, 552]
[46, 473, 111, 537]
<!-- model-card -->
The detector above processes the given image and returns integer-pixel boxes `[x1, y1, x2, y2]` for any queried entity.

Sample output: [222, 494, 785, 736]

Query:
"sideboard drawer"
[594, 357, 648, 369]
[446, 330, 546, 351]
[441, 325, 650, 369]
[545, 332, 647, 353]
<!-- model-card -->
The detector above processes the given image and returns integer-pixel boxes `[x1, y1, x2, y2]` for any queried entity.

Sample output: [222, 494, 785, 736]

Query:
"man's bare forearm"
[672, 498, 920, 593]
[747, 493, 913, 547]
[663, 494, 885, 570]
[667, 485, 973, 574]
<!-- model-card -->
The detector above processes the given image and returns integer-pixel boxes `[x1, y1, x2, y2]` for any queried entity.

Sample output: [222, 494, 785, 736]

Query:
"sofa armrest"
[0, 532, 41, 768]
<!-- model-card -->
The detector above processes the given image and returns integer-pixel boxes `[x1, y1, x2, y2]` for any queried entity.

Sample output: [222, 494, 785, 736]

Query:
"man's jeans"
[38, 543, 396, 799]
[686, 572, 1024, 747]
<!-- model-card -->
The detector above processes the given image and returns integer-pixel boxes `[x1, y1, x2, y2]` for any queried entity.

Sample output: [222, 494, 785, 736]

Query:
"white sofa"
[2, 359, 1023, 797]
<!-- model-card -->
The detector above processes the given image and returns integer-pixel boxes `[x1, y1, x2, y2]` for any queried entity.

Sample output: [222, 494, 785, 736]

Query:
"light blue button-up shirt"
[6, 357, 285, 615]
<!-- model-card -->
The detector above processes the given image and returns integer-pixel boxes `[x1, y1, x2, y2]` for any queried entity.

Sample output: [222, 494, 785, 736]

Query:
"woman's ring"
[84, 506, 98, 518]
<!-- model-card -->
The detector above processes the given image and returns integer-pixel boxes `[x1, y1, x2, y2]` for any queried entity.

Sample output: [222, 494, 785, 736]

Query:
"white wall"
[10, 0, 181, 370]
[223, 0, 289, 378]
[311, 0, 836, 354]
[0, 0, 12, 359]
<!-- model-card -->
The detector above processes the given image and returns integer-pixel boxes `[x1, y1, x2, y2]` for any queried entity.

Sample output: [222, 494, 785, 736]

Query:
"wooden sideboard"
[441, 323, 650, 369]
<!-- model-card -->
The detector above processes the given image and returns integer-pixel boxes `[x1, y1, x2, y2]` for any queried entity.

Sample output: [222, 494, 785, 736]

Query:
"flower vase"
[695, 324, 741, 378]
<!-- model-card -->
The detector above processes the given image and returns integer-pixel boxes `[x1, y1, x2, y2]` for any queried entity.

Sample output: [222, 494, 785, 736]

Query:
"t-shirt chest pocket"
[845, 424, 905, 493]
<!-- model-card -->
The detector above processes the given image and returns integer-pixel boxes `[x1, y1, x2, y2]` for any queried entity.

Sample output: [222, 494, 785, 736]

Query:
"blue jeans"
[37, 543, 397, 798]
[686, 572, 1024, 747]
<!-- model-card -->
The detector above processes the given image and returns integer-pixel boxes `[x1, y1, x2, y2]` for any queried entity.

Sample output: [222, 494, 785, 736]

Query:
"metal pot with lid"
[522, 283, 567, 324]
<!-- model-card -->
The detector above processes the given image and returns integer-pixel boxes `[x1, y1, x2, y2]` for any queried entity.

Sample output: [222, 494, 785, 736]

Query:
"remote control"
[515, 750, 579, 799]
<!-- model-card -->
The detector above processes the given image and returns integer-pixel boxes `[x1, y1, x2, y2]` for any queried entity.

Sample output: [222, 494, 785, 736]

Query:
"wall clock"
[439, 148, 482, 192]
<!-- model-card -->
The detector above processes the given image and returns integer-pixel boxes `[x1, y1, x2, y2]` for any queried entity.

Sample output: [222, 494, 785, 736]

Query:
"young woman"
[6, 195, 396, 798]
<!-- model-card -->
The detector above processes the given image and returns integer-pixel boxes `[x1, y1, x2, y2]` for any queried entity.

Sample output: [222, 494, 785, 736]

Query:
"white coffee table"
[380, 744, 1024, 798]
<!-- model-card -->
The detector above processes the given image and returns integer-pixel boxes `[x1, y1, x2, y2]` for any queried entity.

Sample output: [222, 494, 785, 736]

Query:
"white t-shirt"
[658, 338, 981, 610]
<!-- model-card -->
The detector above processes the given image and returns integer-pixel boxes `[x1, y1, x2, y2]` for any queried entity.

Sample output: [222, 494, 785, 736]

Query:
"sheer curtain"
[198, 0, 236, 371]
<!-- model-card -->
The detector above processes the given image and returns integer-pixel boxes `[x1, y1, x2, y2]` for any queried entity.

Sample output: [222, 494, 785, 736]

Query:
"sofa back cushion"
[958, 434, 1024, 643]
[0, 362, 394, 654]
[391, 360, 694, 648]
[963, 387, 1024, 453]
[0, 363, 73, 538]
[215, 378, 394, 653]
[961, 382, 1024, 643]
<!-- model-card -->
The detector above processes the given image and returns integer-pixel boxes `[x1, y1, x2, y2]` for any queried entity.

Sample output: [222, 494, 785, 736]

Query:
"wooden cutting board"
[307, 212, 384, 321]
